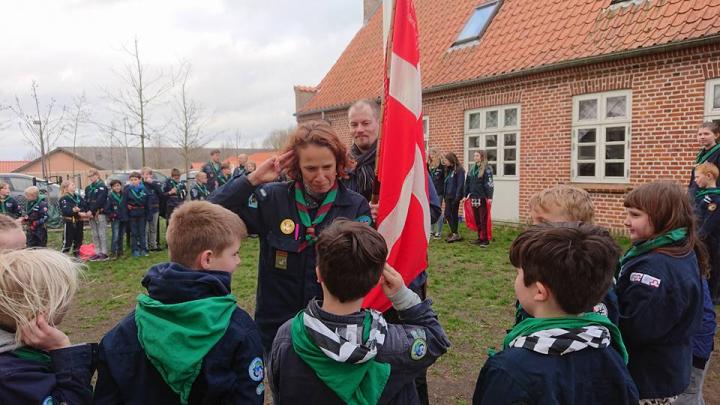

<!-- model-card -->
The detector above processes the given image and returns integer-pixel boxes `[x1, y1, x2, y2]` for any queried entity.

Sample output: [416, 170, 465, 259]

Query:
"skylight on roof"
[454, 1, 499, 46]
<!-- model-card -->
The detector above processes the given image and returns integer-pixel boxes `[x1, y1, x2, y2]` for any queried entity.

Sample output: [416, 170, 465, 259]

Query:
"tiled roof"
[299, 0, 720, 114]
[0, 161, 30, 173]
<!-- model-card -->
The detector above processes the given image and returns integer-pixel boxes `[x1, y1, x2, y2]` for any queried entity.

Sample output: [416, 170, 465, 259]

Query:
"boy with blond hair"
[473, 223, 638, 404]
[528, 184, 595, 224]
[22, 186, 48, 247]
[94, 201, 264, 404]
[191, 172, 210, 201]
[0, 214, 25, 250]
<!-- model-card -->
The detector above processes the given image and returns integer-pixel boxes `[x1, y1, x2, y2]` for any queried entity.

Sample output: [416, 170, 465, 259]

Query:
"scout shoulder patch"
[280, 219, 295, 235]
[709, 203, 717, 212]
[248, 194, 258, 209]
[355, 215, 372, 225]
[248, 357, 264, 382]
[592, 303, 608, 317]
[629, 272, 661, 288]
[275, 250, 288, 270]
[409, 329, 428, 360]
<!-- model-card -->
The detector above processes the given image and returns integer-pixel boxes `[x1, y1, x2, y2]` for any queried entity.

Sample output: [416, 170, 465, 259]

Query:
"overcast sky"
[0, 0, 364, 160]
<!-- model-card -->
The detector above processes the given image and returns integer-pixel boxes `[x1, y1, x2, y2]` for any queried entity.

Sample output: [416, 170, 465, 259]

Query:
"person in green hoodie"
[94, 201, 265, 404]
[268, 219, 450, 405]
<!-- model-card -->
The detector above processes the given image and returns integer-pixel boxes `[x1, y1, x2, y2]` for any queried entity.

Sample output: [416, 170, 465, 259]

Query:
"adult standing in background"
[201, 149, 222, 193]
[344, 99, 379, 201]
[464, 150, 494, 246]
[443, 152, 465, 243]
[233, 153, 249, 177]
[428, 149, 446, 239]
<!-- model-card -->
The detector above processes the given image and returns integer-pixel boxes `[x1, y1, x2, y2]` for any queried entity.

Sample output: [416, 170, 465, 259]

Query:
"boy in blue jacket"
[22, 186, 48, 247]
[123, 172, 149, 257]
[0, 182, 22, 219]
[269, 219, 450, 404]
[474, 223, 638, 404]
[142, 167, 163, 252]
[94, 201, 264, 404]
[85, 169, 109, 261]
[105, 179, 127, 259]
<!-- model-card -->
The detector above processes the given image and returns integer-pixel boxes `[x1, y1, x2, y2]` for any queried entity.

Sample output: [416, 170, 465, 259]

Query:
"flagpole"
[372, 0, 396, 205]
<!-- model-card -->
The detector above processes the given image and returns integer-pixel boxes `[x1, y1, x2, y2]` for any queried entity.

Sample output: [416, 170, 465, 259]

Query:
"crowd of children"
[0, 123, 717, 404]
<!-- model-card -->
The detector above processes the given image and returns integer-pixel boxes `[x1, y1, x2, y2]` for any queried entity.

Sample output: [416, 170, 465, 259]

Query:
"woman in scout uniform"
[464, 150, 494, 246]
[442, 152, 465, 243]
[210, 121, 371, 351]
[618, 181, 705, 403]
[0, 182, 22, 219]
[59, 180, 88, 257]
[689, 122, 720, 197]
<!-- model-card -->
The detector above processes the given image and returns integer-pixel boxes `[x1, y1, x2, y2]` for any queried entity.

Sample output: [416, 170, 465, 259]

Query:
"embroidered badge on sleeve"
[629, 272, 661, 288]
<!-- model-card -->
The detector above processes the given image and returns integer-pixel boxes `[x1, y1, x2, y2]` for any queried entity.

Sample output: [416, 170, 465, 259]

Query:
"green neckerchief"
[696, 143, 720, 164]
[195, 183, 208, 197]
[503, 312, 629, 364]
[469, 163, 481, 178]
[696, 187, 720, 199]
[87, 180, 102, 196]
[0, 197, 6, 214]
[170, 179, 185, 192]
[64, 192, 81, 206]
[209, 161, 221, 178]
[294, 181, 338, 250]
[25, 195, 45, 213]
[291, 311, 391, 405]
[135, 293, 237, 405]
[111, 191, 122, 204]
[130, 185, 146, 202]
[619, 227, 688, 268]
[11, 346, 52, 365]
[218, 174, 230, 186]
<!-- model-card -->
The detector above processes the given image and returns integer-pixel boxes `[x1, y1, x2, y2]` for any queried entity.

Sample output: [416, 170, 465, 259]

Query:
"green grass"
[55, 223, 715, 404]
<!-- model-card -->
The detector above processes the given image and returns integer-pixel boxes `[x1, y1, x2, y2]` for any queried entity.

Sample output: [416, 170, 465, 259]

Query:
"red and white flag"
[363, 0, 430, 312]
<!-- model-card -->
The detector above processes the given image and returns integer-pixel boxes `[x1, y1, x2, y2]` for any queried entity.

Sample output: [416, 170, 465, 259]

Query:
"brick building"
[294, 0, 720, 230]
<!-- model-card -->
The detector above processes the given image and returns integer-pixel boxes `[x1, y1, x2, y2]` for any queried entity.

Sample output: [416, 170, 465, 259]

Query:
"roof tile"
[300, 0, 720, 113]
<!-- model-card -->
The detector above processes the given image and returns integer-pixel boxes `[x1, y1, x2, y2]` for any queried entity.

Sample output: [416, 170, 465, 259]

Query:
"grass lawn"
[53, 223, 719, 404]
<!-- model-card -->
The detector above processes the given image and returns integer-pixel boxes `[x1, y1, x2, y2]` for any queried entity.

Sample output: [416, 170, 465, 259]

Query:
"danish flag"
[363, 0, 430, 312]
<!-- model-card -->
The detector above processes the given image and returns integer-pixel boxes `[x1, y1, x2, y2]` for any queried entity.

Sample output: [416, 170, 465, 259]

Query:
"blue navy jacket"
[123, 185, 148, 219]
[617, 249, 702, 399]
[269, 298, 450, 405]
[162, 178, 187, 210]
[191, 183, 210, 201]
[443, 167, 465, 202]
[693, 279, 716, 365]
[232, 166, 246, 178]
[201, 161, 222, 193]
[689, 148, 720, 197]
[428, 165, 446, 199]
[464, 165, 494, 199]
[209, 175, 371, 350]
[59, 194, 89, 223]
[94, 263, 265, 405]
[24, 196, 49, 228]
[104, 191, 127, 222]
[0, 196, 22, 218]
[84, 180, 108, 214]
[0, 341, 96, 404]
[473, 342, 638, 404]
[142, 180, 162, 214]
[695, 190, 720, 242]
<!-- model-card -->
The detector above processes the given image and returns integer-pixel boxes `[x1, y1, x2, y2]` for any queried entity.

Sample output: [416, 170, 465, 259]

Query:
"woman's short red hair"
[282, 121, 350, 181]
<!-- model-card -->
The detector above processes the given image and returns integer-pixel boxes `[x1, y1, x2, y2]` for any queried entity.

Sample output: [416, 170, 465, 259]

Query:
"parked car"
[180, 170, 198, 189]
[0, 173, 62, 228]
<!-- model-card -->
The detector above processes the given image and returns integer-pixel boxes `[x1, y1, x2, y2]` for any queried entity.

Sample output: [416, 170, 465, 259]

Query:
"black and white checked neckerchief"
[303, 300, 388, 364]
[508, 325, 611, 356]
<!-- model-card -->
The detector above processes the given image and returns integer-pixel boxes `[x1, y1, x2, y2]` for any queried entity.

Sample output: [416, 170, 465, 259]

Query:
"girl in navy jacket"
[464, 150, 494, 246]
[59, 180, 88, 257]
[0, 249, 94, 405]
[618, 181, 705, 401]
[442, 152, 465, 243]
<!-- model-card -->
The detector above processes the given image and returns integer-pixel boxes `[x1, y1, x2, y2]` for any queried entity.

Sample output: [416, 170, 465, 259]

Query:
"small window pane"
[489, 163, 497, 174]
[469, 136, 480, 148]
[578, 128, 596, 143]
[605, 162, 625, 177]
[606, 127, 625, 142]
[605, 145, 625, 160]
[467, 150, 476, 165]
[423, 119, 429, 136]
[714, 84, 720, 109]
[456, 2, 498, 43]
[504, 108, 518, 127]
[578, 145, 595, 160]
[578, 99, 598, 121]
[486, 110, 498, 128]
[486, 149, 497, 162]
[504, 148, 516, 161]
[486, 135, 497, 147]
[578, 163, 595, 177]
[606, 96, 627, 118]
[469, 113, 481, 129]
[504, 163, 516, 176]
[504, 133, 516, 146]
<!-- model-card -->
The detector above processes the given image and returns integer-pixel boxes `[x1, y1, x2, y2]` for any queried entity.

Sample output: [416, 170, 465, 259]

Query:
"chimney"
[294, 85, 318, 114]
[364, 0, 382, 24]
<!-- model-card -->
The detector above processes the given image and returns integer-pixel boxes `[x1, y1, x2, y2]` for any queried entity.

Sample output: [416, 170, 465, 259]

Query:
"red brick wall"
[298, 43, 720, 230]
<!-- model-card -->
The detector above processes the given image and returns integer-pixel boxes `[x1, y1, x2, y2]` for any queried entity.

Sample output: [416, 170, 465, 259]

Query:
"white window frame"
[571, 90, 632, 183]
[464, 104, 520, 179]
[705, 78, 720, 122]
[422, 116, 430, 153]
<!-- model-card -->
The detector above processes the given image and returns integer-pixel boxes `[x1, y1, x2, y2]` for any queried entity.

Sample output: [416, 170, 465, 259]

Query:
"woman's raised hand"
[247, 151, 294, 186]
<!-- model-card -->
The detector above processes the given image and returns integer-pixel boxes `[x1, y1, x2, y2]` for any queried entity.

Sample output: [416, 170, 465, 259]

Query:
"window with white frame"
[465, 105, 520, 178]
[705, 78, 720, 124]
[422, 116, 429, 153]
[571, 90, 631, 182]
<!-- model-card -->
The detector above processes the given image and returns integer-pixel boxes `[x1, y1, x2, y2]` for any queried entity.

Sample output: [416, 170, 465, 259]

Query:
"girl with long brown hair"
[442, 152, 465, 242]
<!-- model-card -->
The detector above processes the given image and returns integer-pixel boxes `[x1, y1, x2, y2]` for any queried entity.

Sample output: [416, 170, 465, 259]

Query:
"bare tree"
[263, 126, 295, 150]
[9, 81, 66, 178]
[66, 93, 91, 176]
[171, 63, 209, 178]
[107, 37, 172, 167]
